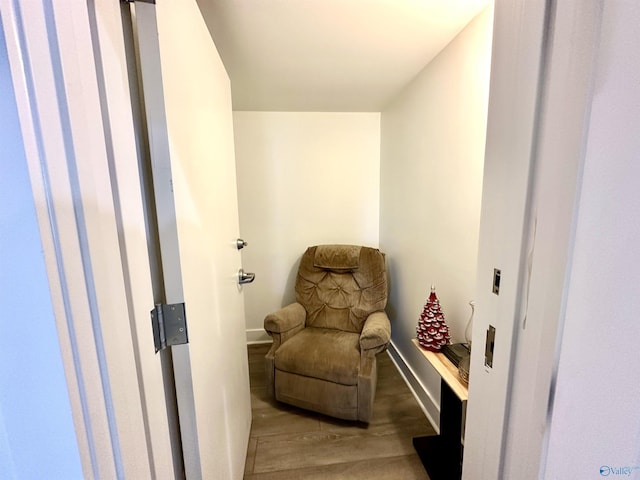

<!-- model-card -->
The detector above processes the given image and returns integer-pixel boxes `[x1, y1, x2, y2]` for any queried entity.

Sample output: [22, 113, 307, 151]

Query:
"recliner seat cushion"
[274, 328, 360, 386]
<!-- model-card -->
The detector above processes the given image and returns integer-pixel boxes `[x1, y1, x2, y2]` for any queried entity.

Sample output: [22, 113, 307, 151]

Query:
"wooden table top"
[411, 338, 469, 401]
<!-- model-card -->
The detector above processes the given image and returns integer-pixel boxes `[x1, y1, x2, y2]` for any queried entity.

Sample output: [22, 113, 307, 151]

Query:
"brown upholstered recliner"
[264, 244, 391, 423]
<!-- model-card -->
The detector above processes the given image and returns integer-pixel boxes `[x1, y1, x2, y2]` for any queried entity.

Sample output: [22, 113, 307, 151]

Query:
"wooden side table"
[411, 338, 468, 480]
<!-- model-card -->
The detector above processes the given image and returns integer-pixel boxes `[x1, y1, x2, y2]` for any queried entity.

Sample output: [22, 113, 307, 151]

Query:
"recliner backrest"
[295, 245, 387, 333]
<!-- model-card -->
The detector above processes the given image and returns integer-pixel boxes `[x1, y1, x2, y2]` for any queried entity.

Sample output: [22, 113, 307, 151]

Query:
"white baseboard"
[246, 328, 271, 344]
[387, 340, 440, 434]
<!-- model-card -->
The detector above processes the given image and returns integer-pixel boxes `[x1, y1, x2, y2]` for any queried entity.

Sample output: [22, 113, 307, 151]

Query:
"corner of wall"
[246, 328, 271, 345]
[379, 7, 493, 432]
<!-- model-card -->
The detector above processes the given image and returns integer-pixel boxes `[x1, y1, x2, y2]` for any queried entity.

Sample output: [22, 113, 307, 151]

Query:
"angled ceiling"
[198, 0, 489, 111]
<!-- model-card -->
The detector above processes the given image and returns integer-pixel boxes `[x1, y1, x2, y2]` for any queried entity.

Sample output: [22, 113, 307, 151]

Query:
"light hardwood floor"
[244, 343, 434, 479]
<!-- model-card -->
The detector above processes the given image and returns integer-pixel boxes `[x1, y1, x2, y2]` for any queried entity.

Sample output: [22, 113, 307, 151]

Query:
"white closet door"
[133, 1, 251, 478]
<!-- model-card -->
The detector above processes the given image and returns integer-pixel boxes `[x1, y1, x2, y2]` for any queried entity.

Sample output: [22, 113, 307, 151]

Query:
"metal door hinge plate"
[151, 303, 188, 353]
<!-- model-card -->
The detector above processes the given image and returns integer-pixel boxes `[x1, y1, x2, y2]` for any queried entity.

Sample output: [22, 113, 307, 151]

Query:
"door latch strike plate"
[151, 303, 188, 353]
[485, 325, 496, 368]
[493, 268, 501, 295]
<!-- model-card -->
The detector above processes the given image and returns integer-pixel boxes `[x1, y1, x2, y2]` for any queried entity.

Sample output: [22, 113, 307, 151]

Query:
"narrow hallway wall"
[379, 7, 493, 424]
[542, 2, 640, 476]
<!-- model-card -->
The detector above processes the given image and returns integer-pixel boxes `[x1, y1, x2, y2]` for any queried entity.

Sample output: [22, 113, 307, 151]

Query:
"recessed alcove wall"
[379, 7, 492, 423]
[234, 112, 381, 343]
[233, 7, 493, 423]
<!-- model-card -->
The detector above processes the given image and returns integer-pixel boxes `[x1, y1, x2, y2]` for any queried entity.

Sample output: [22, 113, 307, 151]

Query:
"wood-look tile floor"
[244, 343, 434, 479]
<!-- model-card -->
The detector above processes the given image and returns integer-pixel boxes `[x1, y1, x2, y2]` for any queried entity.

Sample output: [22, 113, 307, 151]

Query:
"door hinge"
[151, 303, 188, 353]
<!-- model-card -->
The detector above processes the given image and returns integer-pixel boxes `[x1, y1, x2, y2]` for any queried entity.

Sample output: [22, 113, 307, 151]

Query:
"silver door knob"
[236, 238, 248, 250]
[238, 268, 255, 285]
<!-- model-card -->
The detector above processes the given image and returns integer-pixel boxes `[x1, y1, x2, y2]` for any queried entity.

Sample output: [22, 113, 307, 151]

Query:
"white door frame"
[500, 2, 603, 478]
[465, 1, 604, 478]
[1, 1, 172, 478]
[463, 0, 550, 476]
[4, 0, 604, 478]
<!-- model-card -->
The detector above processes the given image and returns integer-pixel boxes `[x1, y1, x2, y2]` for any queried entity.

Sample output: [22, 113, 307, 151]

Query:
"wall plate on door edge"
[485, 325, 496, 368]
[493, 268, 501, 295]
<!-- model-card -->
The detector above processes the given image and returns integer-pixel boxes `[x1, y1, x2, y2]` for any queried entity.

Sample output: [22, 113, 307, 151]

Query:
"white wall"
[0, 23, 83, 479]
[233, 112, 380, 342]
[379, 8, 493, 424]
[543, 2, 640, 478]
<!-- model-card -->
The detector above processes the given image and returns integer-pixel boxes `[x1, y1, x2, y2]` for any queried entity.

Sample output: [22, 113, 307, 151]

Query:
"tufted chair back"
[294, 245, 388, 333]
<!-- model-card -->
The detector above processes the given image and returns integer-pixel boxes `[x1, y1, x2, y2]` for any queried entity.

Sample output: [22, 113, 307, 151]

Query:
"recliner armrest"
[264, 302, 306, 333]
[264, 303, 306, 398]
[359, 311, 391, 353]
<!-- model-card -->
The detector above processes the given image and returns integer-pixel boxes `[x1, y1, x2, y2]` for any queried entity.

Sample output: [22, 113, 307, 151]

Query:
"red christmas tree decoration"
[416, 285, 451, 352]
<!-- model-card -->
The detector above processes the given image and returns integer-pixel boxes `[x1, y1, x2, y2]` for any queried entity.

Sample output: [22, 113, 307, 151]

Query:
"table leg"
[413, 378, 464, 479]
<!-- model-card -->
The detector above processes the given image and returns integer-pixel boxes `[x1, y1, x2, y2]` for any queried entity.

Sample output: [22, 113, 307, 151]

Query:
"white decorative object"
[464, 300, 476, 348]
